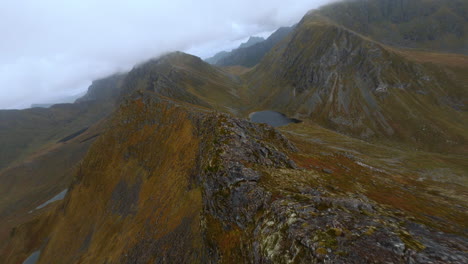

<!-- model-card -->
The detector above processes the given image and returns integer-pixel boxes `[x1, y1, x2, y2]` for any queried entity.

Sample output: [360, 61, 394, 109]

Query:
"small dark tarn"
[249, 111, 301, 127]
[22, 250, 40, 264]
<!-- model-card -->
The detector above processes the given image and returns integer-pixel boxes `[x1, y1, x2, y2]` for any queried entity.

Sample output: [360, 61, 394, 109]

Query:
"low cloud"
[0, 0, 335, 109]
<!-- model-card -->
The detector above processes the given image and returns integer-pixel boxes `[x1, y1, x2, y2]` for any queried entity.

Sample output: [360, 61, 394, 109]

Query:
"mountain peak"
[238, 36, 265, 49]
[205, 26, 294, 67]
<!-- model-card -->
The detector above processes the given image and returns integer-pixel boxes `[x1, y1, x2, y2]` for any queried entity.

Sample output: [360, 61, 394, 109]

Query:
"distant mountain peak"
[238, 36, 265, 49]
[205, 26, 294, 67]
[204, 36, 265, 65]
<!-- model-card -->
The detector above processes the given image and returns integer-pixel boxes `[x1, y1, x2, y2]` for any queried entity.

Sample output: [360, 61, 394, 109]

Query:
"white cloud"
[0, 0, 335, 109]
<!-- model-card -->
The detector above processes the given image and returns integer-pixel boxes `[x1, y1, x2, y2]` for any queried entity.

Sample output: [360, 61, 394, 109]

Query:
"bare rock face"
[75, 73, 126, 103]
[315, 0, 468, 55]
[248, 18, 467, 153]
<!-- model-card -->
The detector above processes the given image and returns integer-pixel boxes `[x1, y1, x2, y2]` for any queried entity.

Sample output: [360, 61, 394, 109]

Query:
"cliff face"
[247, 17, 467, 153]
[75, 73, 126, 103]
[316, 0, 468, 54]
[209, 27, 293, 68]
[120, 52, 243, 113]
[4, 91, 467, 263]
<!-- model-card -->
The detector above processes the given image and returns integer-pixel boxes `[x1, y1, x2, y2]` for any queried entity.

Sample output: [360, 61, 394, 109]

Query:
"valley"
[0, 0, 467, 263]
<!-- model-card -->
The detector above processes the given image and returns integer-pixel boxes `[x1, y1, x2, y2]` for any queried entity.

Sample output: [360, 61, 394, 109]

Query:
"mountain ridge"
[314, 0, 468, 54]
[244, 16, 467, 153]
[206, 26, 294, 67]
[1, 1, 467, 263]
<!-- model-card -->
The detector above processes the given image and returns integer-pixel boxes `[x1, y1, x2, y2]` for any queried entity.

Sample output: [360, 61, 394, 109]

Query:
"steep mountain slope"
[316, 0, 468, 54]
[208, 27, 293, 67]
[246, 14, 468, 153]
[0, 74, 126, 249]
[204, 50, 229, 65]
[0, 74, 125, 170]
[238, 36, 265, 49]
[121, 52, 243, 113]
[0, 120, 107, 250]
[4, 91, 467, 263]
[206, 36, 265, 65]
[0, 52, 245, 252]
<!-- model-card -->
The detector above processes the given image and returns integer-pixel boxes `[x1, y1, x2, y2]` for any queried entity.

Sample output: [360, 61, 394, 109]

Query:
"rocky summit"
[0, 0, 467, 263]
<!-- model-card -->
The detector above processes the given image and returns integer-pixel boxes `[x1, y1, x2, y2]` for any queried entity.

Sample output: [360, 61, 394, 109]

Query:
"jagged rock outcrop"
[316, 0, 468, 54]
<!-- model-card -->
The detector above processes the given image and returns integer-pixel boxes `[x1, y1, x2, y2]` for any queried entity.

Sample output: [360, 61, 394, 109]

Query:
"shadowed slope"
[0, 120, 107, 251]
[205, 36, 265, 65]
[0, 74, 126, 170]
[316, 0, 468, 54]
[213, 27, 294, 68]
[1, 3, 467, 263]
[0, 74, 126, 251]
[121, 52, 244, 113]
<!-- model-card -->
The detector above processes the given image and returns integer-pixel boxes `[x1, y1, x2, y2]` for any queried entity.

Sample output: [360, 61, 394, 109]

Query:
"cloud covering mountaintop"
[0, 0, 336, 109]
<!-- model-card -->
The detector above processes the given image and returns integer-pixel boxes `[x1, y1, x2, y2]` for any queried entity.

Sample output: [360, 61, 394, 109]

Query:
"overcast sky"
[0, 0, 336, 109]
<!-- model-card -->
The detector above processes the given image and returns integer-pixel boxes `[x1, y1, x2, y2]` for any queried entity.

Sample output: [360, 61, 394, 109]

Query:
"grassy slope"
[0, 52, 245, 259]
[0, 103, 105, 170]
[0, 74, 125, 170]
[0, 118, 108, 250]
[121, 52, 244, 114]
[280, 121, 467, 234]
[34, 96, 204, 263]
[2, 94, 202, 262]
[0, 75, 126, 252]
[214, 27, 293, 67]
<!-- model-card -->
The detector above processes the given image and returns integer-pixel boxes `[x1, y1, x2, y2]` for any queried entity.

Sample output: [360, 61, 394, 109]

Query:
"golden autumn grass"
[3, 96, 207, 263]
[280, 121, 467, 235]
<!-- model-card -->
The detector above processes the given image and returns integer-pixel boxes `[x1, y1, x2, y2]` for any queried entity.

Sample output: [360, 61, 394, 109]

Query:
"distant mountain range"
[1, 0, 467, 263]
[205, 36, 265, 65]
[205, 26, 293, 67]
